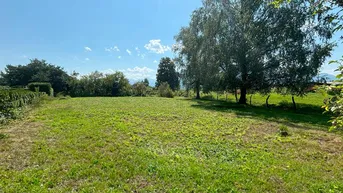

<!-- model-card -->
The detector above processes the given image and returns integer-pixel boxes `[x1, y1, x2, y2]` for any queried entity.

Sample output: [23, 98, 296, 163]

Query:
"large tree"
[174, 3, 221, 99]
[156, 57, 179, 91]
[175, 0, 333, 103]
[0, 59, 70, 93]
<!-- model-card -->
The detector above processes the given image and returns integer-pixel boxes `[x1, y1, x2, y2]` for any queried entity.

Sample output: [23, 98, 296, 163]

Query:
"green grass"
[1, 95, 343, 192]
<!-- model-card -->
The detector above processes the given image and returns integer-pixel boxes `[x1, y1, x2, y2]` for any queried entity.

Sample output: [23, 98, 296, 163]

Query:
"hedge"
[0, 89, 45, 122]
[28, 82, 54, 96]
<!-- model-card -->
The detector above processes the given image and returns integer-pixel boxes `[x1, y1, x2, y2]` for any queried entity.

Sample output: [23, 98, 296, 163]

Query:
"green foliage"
[28, 82, 53, 96]
[278, 125, 289, 137]
[0, 89, 45, 122]
[158, 82, 174, 98]
[68, 71, 132, 97]
[156, 57, 179, 91]
[0, 59, 70, 93]
[0, 133, 8, 139]
[132, 81, 147, 96]
[174, 0, 333, 103]
[323, 58, 343, 131]
[143, 78, 149, 87]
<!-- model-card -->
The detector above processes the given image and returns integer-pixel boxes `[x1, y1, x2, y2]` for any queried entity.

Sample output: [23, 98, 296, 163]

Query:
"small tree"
[158, 82, 174, 98]
[143, 78, 150, 87]
[156, 57, 179, 91]
[132, 82, 147, 96]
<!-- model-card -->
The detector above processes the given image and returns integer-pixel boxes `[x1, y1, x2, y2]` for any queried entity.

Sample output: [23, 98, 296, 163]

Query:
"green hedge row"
[28, 82, 54, 96]
[0, 89, 46, 122]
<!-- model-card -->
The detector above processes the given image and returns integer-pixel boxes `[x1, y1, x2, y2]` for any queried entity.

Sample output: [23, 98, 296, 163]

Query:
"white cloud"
[140, 54, 146, 59]
[105, 46, 120, 52]
[135, 47, 140, 51]
[84, 47, 92, 52]
[21, 55, 28, 58]
[126, 49, 132, 55]
[144, 39, 171, 54]
[118, 56, 121, 59]
[85, 58, 90, 61]
[102, 69, 116, 74]
[153, 60, 158, 63]
[121, 66, 156, 80]
[101, 66, 156, 81]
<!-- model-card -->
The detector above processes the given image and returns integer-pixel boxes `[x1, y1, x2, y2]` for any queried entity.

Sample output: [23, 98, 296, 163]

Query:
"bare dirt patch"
[0, 118, 44, 170]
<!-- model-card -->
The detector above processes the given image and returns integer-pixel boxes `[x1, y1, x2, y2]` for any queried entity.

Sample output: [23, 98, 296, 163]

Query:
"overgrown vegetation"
[28, 82, 54, 96]
[0, 89, 45, 123]
[158, 82, 174, 98]
[68, 71, 132, 97]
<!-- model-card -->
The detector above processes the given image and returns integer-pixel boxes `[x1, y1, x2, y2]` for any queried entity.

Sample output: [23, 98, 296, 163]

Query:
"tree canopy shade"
[156, 57, 180, 91]
[0, 59, 70, 94]
[174, 0, 334, 103]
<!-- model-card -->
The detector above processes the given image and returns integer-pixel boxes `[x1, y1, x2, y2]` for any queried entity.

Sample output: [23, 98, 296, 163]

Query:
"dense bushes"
[28, 82, 54, 96]
[0, 89, 45, 122]
[68, 71, 132, 97]
[1, 59, 70, 93]
[158, 82, 174, 98]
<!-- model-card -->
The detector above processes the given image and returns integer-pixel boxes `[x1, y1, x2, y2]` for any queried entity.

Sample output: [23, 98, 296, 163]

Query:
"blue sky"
[0, 0, 342, 83]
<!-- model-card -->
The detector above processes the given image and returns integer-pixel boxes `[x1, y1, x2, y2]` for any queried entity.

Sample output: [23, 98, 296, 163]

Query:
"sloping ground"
[0, 97, 342, 192]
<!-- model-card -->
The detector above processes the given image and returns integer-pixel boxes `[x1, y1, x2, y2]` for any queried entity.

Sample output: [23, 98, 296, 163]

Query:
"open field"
[1, 96, 343, 192]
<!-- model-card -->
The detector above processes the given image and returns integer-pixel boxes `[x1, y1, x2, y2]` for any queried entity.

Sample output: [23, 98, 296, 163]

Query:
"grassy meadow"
[1, 94, 343, 192]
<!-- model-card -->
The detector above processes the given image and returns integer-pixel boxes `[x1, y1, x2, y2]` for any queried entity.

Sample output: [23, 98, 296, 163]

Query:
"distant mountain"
[317, 73, 337, 82]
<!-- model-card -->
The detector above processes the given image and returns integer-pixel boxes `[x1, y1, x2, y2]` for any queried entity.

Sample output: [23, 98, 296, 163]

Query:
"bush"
[28, 82, 54, 96]
[132, 82, 147, 96]
[0, 89, 45, 122]
[158, 82, 174, 98]
[278, 125, 289, 137]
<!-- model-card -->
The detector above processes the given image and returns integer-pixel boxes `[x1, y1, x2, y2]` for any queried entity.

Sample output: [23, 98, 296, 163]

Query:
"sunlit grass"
[0, 96, 342, 192]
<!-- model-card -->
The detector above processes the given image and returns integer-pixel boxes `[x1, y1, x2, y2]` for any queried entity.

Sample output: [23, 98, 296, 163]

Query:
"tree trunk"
[239, 87, 247, 104]
[195, 81, 200, 99]
[250, 95, 253, 105]
[292, 96, 296, 111]
[217, 92, 219, 100]
[234, 89, 238, 103]
[266, 95, 271, 108]
[226, 92, 228, 101]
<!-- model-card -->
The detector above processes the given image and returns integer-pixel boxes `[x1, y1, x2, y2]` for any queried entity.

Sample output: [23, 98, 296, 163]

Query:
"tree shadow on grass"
[189, 98, 332, 130]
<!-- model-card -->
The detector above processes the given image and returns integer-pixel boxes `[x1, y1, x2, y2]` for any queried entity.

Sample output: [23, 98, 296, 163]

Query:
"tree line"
[0, 58, 180, 98]
[173, 0, 334, 104]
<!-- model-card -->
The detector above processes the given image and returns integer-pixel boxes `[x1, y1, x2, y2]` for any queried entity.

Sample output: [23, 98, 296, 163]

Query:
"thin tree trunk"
[239, 87, 247, 104]
[266, 95, 271, 108]
[234, 89, 238, 103]
[195, 81, 200, 99]
[292, 96, 296, 111]
[250, 95, 253, 105]
[226, 92, 228, 101]
[217, 92, 219, 100]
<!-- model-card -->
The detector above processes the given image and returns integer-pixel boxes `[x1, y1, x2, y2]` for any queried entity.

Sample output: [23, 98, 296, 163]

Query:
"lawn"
[1, 96, 343, 192]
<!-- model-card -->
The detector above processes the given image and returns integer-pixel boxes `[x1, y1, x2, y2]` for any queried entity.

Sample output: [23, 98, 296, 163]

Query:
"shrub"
[0, 89, 45, 122]
[158, 82, 174, 98]
[132, 82, 147, 96]
[28, 82, 54, 96]
[278, 125, 289, 137]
